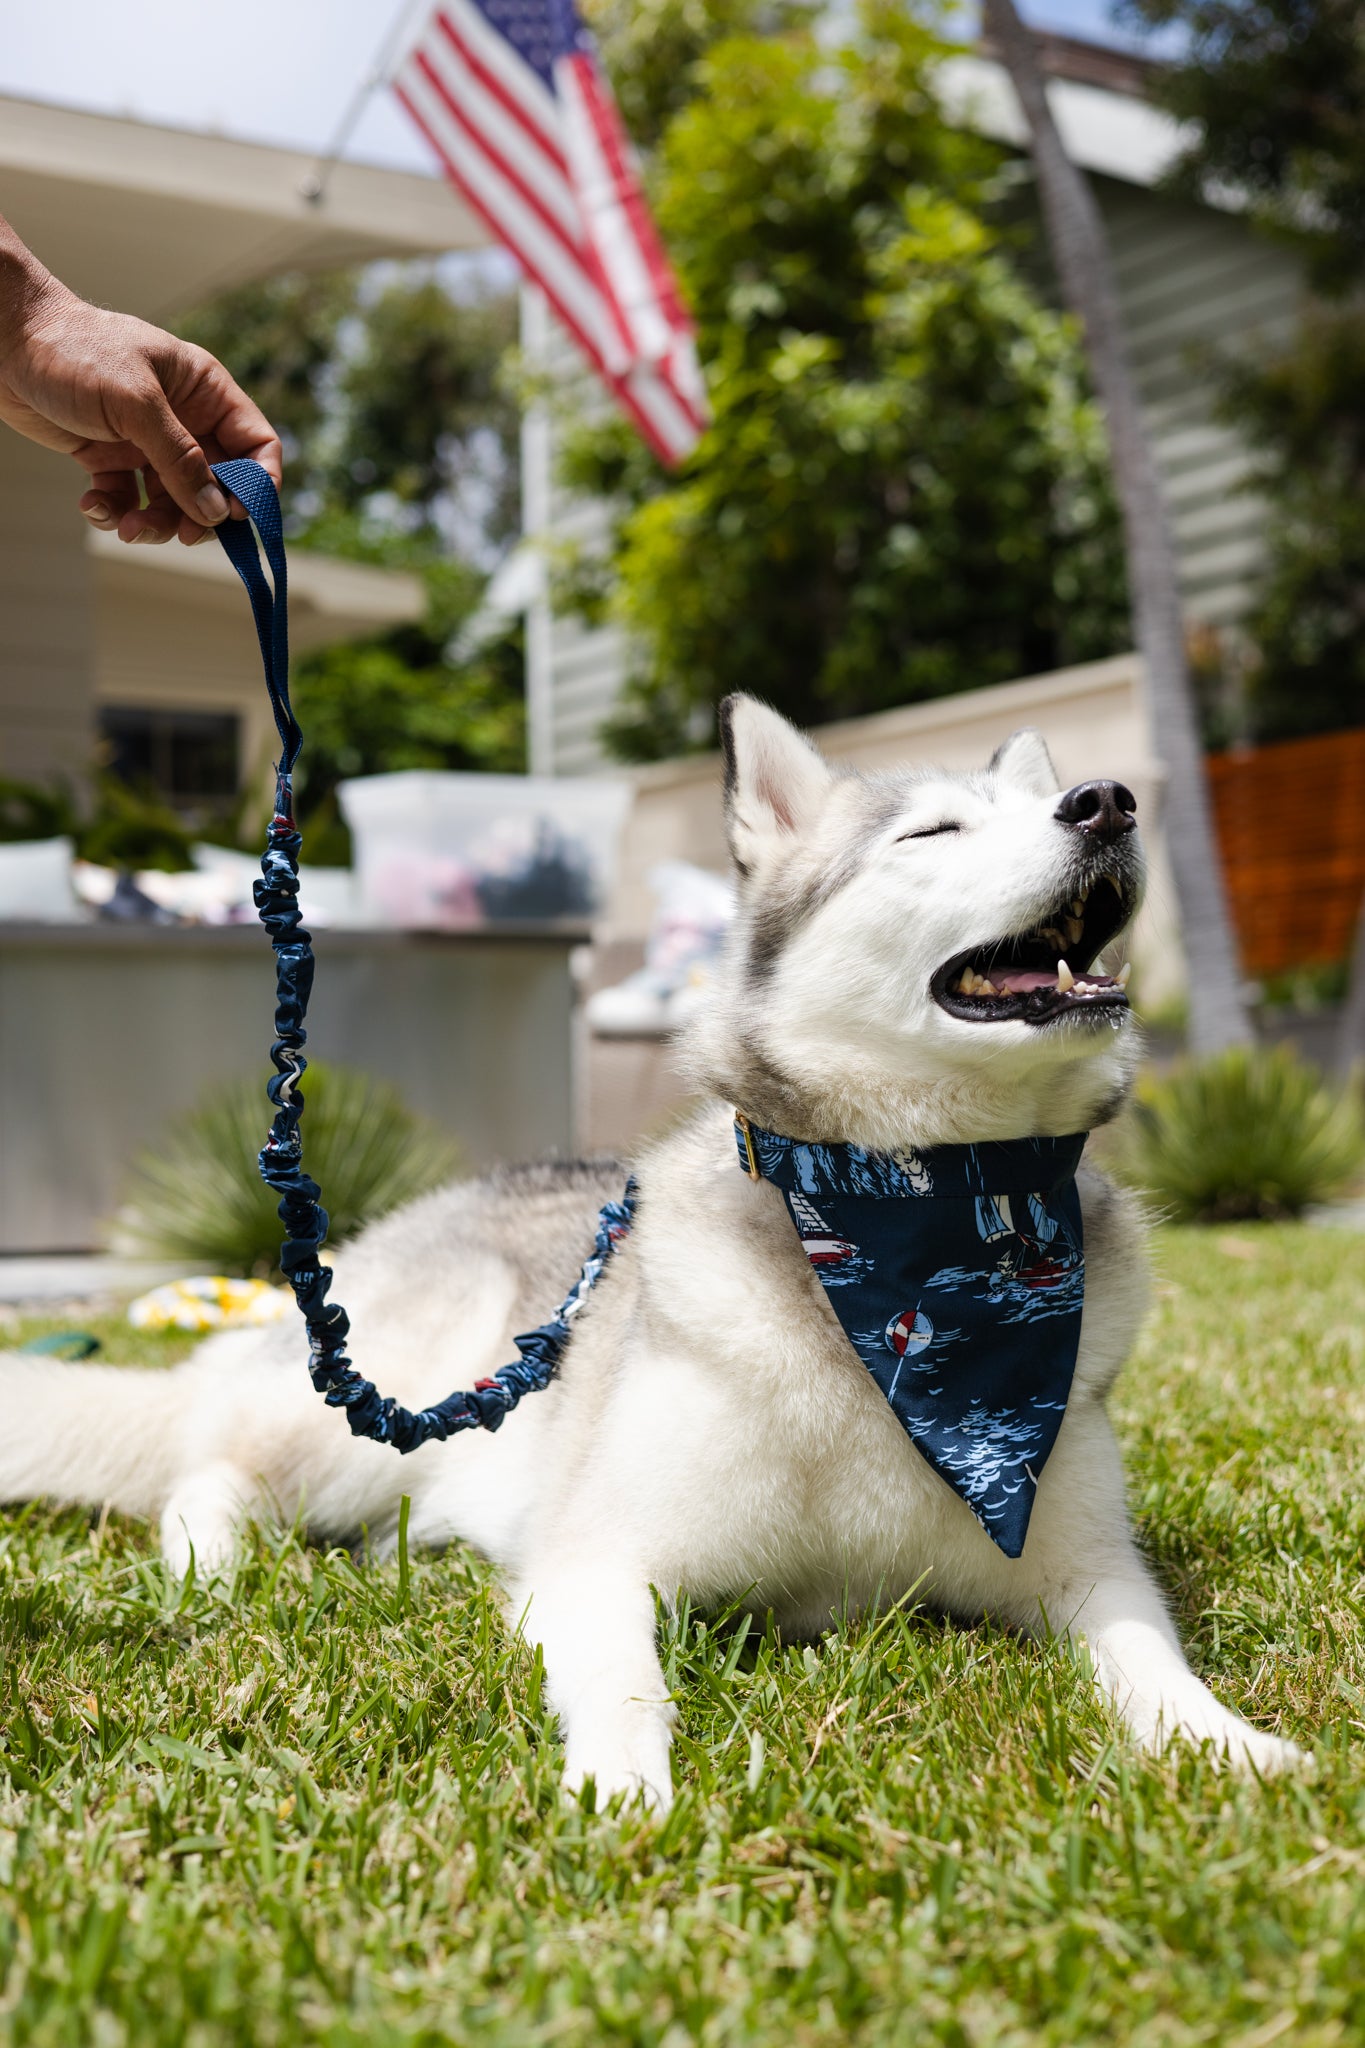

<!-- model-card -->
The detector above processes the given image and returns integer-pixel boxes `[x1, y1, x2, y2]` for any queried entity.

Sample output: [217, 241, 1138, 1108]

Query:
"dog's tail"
[0, 1354, 189, 1518]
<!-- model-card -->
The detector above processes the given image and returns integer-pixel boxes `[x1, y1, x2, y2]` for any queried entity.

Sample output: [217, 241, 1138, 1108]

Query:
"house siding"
[1096, 176, 1303, 628]
[0, 441, 95, 788]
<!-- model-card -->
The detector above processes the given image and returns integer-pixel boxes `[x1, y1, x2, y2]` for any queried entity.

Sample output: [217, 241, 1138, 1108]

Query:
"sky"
[0, 0, 1155, 177]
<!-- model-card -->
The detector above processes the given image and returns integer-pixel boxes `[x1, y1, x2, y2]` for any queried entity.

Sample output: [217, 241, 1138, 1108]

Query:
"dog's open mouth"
[931, 876, 1133, 1026]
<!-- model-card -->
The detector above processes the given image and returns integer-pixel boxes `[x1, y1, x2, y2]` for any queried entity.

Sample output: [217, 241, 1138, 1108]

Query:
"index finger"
[211, 386, 283, 510]
[171, 356, 284, 517]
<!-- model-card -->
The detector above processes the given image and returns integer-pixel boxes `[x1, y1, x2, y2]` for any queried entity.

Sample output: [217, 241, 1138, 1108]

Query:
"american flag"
[393, 0, 708, 466]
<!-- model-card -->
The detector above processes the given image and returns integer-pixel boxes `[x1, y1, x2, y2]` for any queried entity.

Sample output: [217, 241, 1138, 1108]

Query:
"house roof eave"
[88, 525, 426, 650]
[0, 91, 488, 323]
[936, 51, 1199, 196]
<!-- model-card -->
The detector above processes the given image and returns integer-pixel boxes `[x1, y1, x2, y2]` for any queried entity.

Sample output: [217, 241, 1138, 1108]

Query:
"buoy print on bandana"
[885, 1306, 934, 1358]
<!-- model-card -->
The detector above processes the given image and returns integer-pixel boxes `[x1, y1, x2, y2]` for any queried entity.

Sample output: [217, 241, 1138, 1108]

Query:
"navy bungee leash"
[209, 457, 634, 1451]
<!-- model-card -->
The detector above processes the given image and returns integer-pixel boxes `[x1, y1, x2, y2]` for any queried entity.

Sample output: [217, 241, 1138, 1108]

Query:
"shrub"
[0, 774, 198, 867]
[112, 1064, 460, 1275]
[1119, 1045, 1364, 1223]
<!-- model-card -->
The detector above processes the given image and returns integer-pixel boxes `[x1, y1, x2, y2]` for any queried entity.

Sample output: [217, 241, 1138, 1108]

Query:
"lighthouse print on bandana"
[736, 1119, 1087, 1558]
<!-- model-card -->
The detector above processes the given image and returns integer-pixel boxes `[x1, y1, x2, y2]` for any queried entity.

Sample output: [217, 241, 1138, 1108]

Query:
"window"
[99, 707, 240, 809]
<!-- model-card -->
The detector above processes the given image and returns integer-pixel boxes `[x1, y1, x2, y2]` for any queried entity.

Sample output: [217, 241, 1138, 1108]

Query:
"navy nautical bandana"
[735, 1117, 1088, 1558]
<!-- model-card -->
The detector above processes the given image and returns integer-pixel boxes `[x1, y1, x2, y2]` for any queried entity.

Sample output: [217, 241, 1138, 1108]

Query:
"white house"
[0, 90, 485, 805]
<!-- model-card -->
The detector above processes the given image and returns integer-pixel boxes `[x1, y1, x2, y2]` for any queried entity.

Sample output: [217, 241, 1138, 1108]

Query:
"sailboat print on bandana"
[736, 1118, 1088, 1558]
[930, 1183, 1085, 1323]
[786, 1189, 870, 1285]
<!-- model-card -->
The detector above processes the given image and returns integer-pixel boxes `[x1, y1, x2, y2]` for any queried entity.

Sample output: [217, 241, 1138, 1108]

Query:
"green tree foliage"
[1124, 0, 1365, 745]
[1120, 0, 1365, 297]
[0, 779, 72, 844]
[173, 266, 525, 836]
[581, 0, 813, 150]
[336, 277, 519, 547]
[75, 778, 199, 873]
[1215, 310, 1365, 742]
[177, 272, 360, 512]
[561, 6, 1129, 761]
[176, 266, 519, 537]
[284, 518, 525, 863]
[0, 773, 198, 870]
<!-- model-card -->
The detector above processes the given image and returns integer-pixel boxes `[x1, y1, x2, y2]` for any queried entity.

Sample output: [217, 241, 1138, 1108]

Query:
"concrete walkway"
[0, 1255, 199, 1309]
[1305, 1199, 1365, 1230]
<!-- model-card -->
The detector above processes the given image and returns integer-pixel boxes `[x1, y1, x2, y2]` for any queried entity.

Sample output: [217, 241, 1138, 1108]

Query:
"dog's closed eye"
[898, 822, 963, 841]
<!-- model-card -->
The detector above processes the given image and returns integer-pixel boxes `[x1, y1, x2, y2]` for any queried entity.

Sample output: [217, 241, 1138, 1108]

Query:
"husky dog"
[0, 697, 1302, 1808]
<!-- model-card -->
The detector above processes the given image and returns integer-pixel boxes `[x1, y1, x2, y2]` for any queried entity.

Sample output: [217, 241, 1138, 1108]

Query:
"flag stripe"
[564, 53, 689, 335]
[434, 1, 563, 156]
[401, 47, 637, 378]
[556, 57, 706, 438]
[622, 375, 697, 466]
[556, 55, 670, 363]
[393, 1, 707, 468]
[413, 30, 639, 367]
[398, 65, 685, 474]
[432, 7, 569, 185]
[414, 49, 584, 266]
[395, 69, 625, 378]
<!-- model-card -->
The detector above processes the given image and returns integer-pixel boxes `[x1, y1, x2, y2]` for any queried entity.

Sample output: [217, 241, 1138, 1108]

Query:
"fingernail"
[196, 485, 230, 523]
[191, 526, 218, 545]
[132, 529, 162, 545]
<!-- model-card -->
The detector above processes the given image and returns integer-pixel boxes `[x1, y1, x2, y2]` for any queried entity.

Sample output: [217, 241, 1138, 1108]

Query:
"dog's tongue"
[993, 969, 1060, 993]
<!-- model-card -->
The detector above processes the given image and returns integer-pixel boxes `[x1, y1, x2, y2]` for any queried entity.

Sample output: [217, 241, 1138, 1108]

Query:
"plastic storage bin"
[338, 771, 633, 930]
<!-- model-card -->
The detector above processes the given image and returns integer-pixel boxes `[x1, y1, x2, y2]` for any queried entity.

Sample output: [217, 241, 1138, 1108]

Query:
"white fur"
[0, 700, 1303, 1809]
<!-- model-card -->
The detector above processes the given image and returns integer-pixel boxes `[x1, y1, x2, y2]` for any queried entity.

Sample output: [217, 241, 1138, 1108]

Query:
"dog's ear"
[718, 694, 832, 874]
[990, 727, 1058, 799]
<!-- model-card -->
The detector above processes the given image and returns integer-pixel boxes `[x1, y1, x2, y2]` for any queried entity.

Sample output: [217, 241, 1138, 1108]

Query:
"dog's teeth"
[1056, 959, 1075, 992]
[1064, 915, 1084, 945]
[1041, 926, 1065, 949]
[1116, 961, 1131, 989]
[1070, 898, 1085, 916]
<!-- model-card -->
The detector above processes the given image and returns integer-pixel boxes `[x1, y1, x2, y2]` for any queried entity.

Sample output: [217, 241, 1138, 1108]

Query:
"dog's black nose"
[1054, 779, 1136, 841]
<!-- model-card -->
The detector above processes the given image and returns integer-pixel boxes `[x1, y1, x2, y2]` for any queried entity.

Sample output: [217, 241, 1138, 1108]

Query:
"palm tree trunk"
[982, 0, 1252, 1055]
[1337, 886, 1365, 1074]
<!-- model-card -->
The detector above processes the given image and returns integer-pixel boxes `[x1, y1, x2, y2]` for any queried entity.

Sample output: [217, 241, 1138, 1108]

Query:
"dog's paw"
[562, 1710, 675, 1817]
[1145, 1709, 1310, 1779]
[1217, 1725, 1311, 1779]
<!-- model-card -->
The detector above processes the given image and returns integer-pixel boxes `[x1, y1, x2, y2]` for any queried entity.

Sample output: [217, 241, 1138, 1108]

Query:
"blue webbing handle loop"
[210, 459, 299, 772]
[209, 459, 633, 1451]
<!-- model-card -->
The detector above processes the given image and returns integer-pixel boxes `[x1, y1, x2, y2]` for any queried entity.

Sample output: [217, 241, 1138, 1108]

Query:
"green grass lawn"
[2, 1222, 1364, 2046]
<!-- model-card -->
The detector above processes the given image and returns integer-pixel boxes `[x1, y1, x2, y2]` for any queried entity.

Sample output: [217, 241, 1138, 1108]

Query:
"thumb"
[125, 386, 231, 526]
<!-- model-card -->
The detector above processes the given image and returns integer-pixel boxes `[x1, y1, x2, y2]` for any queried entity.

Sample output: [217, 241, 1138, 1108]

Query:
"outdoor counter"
[0, 919, 589, 1253]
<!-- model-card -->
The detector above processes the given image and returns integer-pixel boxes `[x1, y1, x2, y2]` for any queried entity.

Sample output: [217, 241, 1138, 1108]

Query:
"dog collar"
[734, 1114, 1088, 1557]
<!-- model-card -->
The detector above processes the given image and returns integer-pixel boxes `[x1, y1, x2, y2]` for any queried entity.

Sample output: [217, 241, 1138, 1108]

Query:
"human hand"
[0, 219, 282, 546]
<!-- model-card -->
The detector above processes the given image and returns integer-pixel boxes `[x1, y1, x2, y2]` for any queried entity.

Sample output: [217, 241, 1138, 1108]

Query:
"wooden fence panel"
[1207, 726, 1365, 978]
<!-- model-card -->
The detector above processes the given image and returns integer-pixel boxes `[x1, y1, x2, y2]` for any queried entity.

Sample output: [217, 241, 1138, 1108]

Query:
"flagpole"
[300, 0, 433, 205]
